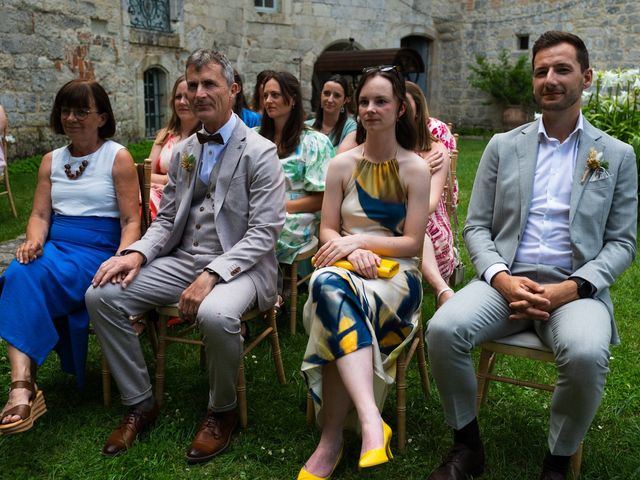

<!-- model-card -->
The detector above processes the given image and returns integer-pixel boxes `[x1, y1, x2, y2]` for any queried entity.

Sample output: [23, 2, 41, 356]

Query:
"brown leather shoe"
[186, 409, 238, 464]
[102, 402, 160, 457]
[428, 443, 485, 479]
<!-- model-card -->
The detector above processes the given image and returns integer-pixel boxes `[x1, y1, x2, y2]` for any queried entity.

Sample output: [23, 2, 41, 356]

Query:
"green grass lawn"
[1, 138, 639, 479]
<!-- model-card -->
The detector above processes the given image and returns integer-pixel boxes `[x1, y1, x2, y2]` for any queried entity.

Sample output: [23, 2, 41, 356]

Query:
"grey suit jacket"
[464, 117, 637, 343]
[127, 117, 286, 311]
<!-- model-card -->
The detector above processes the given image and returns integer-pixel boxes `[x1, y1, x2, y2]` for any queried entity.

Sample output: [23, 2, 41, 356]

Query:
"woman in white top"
[0, 79, 140, 434]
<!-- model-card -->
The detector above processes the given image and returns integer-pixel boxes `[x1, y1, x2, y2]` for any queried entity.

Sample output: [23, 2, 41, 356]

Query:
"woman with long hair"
[405, 81, 456, 306]
[258, 71, 335, 266]
[250, 69, 276, 115]
[147, 75, 200, 219]
[306, 74, 356, 148]
[298, 66, 429, 479]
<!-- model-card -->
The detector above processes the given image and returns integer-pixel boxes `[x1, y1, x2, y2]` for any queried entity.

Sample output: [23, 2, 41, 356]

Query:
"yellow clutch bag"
[330, 258, 400, 278]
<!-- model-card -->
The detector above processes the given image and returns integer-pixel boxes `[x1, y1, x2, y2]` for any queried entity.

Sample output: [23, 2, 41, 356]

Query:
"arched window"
[143, 68, 167, 138]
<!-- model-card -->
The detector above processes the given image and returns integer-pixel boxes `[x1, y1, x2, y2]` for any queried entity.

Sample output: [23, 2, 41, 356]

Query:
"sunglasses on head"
[362, 65, 402, 76]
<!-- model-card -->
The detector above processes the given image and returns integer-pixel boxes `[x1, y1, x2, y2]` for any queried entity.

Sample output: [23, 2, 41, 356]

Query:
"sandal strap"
[1, 403, 30, 421]
[9, 381, 34, 393]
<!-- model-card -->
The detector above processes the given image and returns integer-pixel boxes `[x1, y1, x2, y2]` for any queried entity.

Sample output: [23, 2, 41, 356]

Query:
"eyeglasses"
[60, 108, 98, 121]
[362, 65, 402, 76]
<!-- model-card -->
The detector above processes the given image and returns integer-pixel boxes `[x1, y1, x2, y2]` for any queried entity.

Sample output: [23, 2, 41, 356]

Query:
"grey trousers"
[85, 253, 257, 412]
[426, 263, 611, 456]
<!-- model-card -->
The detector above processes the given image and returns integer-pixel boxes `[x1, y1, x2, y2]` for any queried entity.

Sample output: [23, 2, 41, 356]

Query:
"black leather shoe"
[539, 468, 567, 480]
[428, 443, 485, 479]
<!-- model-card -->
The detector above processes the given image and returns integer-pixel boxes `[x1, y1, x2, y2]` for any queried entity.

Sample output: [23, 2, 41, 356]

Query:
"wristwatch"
[568, 276, 596, 299]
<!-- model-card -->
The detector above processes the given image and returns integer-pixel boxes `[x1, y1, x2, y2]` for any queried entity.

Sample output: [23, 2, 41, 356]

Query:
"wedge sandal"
[0, 381, 47, 435]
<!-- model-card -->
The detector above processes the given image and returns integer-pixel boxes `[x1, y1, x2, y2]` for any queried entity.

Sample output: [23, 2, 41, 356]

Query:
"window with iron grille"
[143, 68, 166, 138]
[129, 0, 171, 32]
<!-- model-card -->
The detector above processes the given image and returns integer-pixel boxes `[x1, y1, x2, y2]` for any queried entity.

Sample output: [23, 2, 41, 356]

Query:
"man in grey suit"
[426, 31, 637, 480]
[86, 49, 285, 464]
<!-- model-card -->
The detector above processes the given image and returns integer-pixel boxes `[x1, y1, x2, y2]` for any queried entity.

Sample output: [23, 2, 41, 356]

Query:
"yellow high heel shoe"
[358, 421, 393, 469]
[297, 445, 344, 480]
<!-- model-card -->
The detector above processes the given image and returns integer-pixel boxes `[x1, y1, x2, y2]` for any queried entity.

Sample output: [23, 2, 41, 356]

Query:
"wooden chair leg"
[396, 349, 408, 452]
[306, 392, 315, 427]
[267, 308, 286, 384]
[237, 360, 248, 428]
[571, 442, 583, 479]
[154, 315, 168, 407]
[146, 311, 159, 356]
[476, 348, 495, 412]
[416, 324, 431, 398]
[199, 344, 206, 370]
[289, 262, 298, 335]
[3, 173, 17, 218]
[101, 354, 111, 407]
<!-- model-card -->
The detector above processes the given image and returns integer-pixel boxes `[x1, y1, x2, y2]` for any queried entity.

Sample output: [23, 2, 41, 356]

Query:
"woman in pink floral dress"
[147, 76, 200, 219]
[406, 82, 456, 306]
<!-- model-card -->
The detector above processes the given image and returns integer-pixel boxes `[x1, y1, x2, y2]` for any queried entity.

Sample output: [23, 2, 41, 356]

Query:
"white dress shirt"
[483, 114, 584, 283]
[199, 113, 237, 184]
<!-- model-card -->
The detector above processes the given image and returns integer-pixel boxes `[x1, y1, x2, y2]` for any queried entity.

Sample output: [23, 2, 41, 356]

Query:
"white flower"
[4, 134, 15, 143]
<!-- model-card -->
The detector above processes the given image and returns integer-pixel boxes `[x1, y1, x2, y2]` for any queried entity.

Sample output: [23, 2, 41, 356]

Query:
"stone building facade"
[0, 0, 637, 157]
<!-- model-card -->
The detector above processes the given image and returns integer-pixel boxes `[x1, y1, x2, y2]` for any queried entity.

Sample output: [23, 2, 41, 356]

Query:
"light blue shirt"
[484, 114, 584, 282]
[199, 113, 237, 184]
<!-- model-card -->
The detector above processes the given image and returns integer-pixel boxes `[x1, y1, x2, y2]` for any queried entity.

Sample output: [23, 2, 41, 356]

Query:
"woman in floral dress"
[298, 67, 429, 479]
[406, 81, 456, 306]
[257, 71, 335, 265]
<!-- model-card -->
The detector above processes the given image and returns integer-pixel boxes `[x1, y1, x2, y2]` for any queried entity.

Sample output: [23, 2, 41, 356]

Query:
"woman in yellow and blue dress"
[298, 66, 430, 479]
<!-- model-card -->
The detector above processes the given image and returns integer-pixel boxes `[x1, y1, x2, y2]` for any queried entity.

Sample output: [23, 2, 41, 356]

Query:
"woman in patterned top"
[257, 71, 335, 265]
[405, 81, 456, 306]
[298, 66, 429, 479]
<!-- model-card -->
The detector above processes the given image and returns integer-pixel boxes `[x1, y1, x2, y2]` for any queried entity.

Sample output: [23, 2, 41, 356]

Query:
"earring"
[340, 106, 345, 113]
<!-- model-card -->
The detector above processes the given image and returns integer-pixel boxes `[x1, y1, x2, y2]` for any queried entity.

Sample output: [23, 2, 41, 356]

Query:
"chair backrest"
[136, 158, 152, 235]
[0, 135, 18, 218]
[443, 126, 459, 228]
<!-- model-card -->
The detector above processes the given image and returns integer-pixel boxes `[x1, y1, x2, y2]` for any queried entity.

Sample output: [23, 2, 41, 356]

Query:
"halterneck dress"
[0, 141, 123, 386]
[301, 156, 423, 426]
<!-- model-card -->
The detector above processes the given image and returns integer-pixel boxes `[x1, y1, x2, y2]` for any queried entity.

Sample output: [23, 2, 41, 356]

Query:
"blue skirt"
[0, 215, 120, 386]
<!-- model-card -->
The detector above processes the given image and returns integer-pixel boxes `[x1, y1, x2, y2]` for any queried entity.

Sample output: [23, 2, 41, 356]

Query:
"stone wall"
[0, 0, 637, 158]
[449, 0, 640, 129]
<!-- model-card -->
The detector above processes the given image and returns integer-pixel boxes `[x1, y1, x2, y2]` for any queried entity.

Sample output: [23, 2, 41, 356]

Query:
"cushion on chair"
[491, 330, 551, 352]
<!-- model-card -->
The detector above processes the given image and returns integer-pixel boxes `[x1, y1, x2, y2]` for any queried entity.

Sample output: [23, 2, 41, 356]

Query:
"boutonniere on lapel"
[180, 152, 196, 172]
[580, 147, 610, 184]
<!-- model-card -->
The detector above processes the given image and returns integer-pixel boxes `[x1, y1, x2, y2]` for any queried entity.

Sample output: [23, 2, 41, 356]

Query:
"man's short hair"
[532, 31, 590, 72]
[185, 49, 235, 86]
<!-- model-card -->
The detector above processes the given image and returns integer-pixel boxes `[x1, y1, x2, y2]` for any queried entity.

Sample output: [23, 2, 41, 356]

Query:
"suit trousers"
[85, 251, 257, 412]
[426, 263, 611, 456]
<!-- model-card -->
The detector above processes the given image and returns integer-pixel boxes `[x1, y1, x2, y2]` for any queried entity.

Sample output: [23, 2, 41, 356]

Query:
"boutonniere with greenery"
[580, 147, 609, 184]
[180, 152, 196, 172]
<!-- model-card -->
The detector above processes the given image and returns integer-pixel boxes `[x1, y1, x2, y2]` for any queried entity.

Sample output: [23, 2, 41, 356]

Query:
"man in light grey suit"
[426, 31, 637, 480]
[86, 49, 285, 464]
